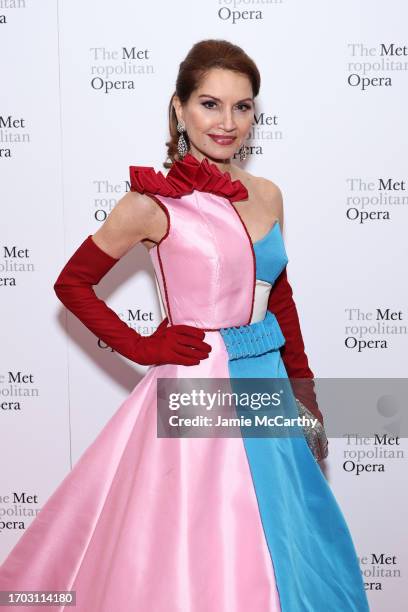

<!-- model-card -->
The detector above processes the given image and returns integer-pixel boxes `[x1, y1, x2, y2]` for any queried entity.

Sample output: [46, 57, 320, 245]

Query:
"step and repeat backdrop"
[1, 0, 407, 608]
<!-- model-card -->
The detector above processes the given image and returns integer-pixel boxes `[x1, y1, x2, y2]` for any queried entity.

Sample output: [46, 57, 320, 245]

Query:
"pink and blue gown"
[0, 154, 370, 611]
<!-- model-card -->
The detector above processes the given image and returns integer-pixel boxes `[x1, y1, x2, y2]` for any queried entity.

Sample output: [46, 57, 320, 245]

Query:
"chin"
[203, 147, 237, 162]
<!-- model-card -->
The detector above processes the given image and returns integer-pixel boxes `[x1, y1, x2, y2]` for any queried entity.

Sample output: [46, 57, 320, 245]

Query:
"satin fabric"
[149, 191, 256, 329]
[220, 312, 370, 611]
[0, 187, 369, 611]
[0, 331, 281, 612]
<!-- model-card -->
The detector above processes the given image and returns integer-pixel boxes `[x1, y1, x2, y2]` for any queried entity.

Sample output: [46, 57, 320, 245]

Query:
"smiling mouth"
[208, 135, 236, 144]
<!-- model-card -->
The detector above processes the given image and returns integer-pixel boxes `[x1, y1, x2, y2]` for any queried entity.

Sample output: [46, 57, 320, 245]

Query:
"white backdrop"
[1, 1, 407, 608]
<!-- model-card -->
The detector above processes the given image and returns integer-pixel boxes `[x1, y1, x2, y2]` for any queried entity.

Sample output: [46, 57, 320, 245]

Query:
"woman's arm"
[53, 190, 211, 366]
[90, 190, 165, 259]
[262, 181, 324, 425]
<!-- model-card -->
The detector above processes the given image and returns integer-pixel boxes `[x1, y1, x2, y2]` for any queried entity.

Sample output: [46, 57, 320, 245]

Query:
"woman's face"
[173, 68, 254, 163]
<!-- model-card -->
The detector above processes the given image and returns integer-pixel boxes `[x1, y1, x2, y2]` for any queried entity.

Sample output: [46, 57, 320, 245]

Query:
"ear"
[172, 95, 183, 124]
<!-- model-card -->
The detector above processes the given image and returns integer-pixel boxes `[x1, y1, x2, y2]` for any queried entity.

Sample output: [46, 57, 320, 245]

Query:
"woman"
[0, 40, 369, 611]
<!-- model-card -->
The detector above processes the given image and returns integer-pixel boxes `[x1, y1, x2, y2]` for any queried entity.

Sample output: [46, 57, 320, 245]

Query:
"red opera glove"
[53, 235, 212, 366]
[267, 268, 324, 425]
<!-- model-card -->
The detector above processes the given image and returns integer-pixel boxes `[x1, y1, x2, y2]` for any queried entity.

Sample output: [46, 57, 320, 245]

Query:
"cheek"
[188, 108, 215, 131]
[237, 115, 253, 132]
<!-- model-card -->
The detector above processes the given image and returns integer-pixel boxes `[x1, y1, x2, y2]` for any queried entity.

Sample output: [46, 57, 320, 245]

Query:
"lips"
[208, 134, 236, 145]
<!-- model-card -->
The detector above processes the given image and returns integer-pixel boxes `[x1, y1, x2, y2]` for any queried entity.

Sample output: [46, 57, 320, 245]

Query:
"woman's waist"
[163, 280, 275, 331]
[159, 310, 285, 364]
[211, 310, 285, 360]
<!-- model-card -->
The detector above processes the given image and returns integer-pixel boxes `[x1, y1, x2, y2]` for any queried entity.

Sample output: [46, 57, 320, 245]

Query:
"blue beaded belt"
[219, 310, 285, 360]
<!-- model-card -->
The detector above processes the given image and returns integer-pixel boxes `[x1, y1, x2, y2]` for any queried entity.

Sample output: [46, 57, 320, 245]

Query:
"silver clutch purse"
[295, 398, 329, 463]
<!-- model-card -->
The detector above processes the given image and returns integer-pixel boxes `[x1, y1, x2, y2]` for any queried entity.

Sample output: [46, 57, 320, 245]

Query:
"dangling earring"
[177, 121, 189, 159]
[239, 144, 248, 162]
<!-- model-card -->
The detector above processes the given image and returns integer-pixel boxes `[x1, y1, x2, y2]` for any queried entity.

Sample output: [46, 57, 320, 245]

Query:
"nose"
[219, 109, 237, 132]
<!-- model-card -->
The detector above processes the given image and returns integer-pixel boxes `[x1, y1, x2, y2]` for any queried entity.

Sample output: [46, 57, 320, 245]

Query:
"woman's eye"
[202, 101, 217, 109]
[201, 101, 252, 111]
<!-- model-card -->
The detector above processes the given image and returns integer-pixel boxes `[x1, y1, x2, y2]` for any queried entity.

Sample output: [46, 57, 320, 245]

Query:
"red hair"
[164, 39, 261, 168]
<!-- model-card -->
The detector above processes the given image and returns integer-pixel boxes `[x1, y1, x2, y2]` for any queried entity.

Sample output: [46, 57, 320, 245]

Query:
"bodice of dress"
[152, 219, 288, 327]
[129, 153, 288, 330]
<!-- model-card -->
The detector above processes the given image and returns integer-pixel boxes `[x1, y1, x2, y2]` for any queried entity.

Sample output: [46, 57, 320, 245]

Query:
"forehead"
[194, 68, 252, 97]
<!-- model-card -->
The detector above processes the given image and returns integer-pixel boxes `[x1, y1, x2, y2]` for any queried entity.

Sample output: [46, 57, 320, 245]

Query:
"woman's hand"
[134, 317, 212, 366]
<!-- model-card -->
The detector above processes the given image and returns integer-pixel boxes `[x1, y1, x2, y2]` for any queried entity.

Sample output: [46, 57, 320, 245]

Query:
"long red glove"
[53, 235, 212, 366]
[267, 268, 324, 425]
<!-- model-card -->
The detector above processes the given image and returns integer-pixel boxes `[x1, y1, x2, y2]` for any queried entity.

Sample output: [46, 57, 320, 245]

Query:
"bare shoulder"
[256, 175, 283, 202]
[232, 166, 284, 220]
[99, 190, 163, 237]
[115, 189, 162, 222]
[91, 189, 166, 259]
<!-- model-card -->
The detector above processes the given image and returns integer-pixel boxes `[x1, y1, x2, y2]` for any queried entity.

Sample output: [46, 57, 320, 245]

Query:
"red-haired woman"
[0, 40, 369, 612]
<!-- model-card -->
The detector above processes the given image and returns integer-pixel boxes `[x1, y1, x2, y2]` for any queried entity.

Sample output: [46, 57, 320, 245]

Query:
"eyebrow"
[198, 94, 254, 103]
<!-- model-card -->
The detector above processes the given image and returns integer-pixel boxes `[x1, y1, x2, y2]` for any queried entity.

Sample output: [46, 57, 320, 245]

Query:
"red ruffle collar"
[129, 152, 248, 203]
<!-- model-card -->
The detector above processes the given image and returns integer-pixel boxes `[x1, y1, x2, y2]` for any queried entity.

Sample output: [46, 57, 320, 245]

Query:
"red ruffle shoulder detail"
[129, 152, 248, 203]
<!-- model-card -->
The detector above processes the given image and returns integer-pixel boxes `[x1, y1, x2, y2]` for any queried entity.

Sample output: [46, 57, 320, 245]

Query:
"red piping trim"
[225, 201, 256, 325]
[144, 192, 173, 326]
[143, 192, 256, 331]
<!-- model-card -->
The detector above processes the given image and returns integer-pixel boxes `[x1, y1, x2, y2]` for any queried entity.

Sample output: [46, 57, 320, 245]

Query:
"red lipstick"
[208, 135, 236, 145]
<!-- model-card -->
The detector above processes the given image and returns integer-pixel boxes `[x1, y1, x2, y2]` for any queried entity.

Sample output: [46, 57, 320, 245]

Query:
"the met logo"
[347, 42, 408, 89]
[1, 245, 34, 286]
[122, 47, 150, 60]
[237, 112, 282, 157]
[0, 115, 29, 158]
[89, 46, 153, 93]
[345, 177, 407, 224]
[217, 0, 283, 24]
